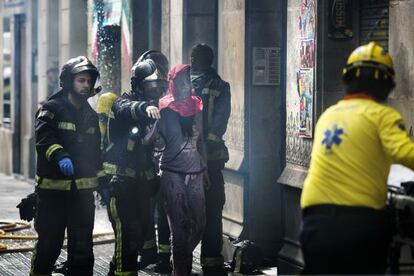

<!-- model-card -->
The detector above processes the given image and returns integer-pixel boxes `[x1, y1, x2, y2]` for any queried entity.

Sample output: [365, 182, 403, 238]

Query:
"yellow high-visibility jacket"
[301, 96, 414, 210]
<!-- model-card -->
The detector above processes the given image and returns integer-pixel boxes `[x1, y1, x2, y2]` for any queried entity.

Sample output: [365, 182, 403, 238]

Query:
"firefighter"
[31, 56, 104, 276]
[189, 43, 231, 275]
[103, 50, 169, 276]
[300, 42, 414, 274]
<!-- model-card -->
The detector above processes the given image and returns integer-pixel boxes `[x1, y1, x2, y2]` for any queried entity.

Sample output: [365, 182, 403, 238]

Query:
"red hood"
[159, 64, 203, 117]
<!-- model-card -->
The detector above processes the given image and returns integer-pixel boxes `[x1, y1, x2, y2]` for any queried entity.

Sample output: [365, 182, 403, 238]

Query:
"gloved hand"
[58, 158, 74, 177]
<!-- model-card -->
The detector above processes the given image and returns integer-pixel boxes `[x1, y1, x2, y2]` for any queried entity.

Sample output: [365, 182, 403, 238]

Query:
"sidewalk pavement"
[0, 173, 205, 275]
[0, 174, 277, 275]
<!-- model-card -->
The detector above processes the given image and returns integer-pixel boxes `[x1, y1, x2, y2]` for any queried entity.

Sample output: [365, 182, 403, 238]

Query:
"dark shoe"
[137, 249, 158, 270]
[53, 261, 68, 275]
[154, 259, 173, 273]
[202, 266, 228, 276]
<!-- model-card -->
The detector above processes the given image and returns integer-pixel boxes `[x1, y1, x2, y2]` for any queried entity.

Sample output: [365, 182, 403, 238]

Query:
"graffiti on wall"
[297, 0, 316, 138]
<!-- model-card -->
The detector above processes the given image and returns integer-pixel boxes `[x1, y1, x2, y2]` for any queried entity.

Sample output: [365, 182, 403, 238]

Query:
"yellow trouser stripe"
[45, 144, 63, 161]
[58, 122, 76, 131]
[158, 244, 171, 253]
[114, 271, 137, 276]
[110, 197, 123, 273]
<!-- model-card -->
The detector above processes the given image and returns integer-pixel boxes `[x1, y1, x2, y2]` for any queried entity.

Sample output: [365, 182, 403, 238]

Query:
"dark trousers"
[141, 191, 171, 258]
[160, 171, 206, 276]
[107, 176, 151, 275]
[300, 204, 393, 274]
[201, 160, 226, 268]
[31, 189, 95, 276]
[157, 196, 171, 256]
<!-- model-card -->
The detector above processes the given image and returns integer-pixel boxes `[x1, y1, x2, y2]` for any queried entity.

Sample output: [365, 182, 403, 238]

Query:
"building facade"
[0, 0, 413, 273]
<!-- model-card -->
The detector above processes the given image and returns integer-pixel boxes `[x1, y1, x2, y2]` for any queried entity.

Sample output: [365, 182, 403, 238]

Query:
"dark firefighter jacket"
[35, 89, 104, 191]
[103, 92, 156, 180]
[191, 67, 231, 161]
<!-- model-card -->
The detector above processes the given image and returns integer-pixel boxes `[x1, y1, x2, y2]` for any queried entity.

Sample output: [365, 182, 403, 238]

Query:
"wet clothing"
[158, 108, 206, 276]
[31, 89, 102, 276]
[300, 95, 414, 274]
[103, 91, 157, 275]
[160, 172, 206, 276]
[191, 67, 230, 269]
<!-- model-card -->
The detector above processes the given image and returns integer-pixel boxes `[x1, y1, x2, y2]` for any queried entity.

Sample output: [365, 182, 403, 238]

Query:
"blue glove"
[58, 158, 74, 177]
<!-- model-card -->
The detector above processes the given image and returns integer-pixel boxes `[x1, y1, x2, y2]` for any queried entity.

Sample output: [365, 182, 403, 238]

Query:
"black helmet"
[59, 56, 100, 90]
[131, 50, 169, 98]
[190, 43, 214, 69]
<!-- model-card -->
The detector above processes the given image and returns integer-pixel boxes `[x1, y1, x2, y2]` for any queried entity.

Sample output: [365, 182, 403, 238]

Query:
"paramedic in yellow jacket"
[300, 42, 414, 274]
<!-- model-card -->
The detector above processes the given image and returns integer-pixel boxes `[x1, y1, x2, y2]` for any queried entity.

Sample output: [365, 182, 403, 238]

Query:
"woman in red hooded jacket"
[157, 64, 207, 276]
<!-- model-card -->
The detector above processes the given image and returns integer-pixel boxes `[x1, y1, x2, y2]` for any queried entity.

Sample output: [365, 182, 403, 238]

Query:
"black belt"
[302, 204, 385, 218]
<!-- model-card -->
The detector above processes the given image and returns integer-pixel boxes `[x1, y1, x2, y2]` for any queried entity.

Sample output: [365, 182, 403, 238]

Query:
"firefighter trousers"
[30, 189, 95, 276]
[160, 171, 206, 276]
[201, 160, 226, 268]
[107, 176, 151, 275]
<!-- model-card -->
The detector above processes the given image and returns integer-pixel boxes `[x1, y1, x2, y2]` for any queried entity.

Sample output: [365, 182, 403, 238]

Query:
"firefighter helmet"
[131, 50, 169, 99]
[342, 42, 395, 83]
[59, 56, 100, 91]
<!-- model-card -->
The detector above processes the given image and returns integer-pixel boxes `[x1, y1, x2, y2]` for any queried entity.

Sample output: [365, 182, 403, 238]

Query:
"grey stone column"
[59, 0, 87, 65]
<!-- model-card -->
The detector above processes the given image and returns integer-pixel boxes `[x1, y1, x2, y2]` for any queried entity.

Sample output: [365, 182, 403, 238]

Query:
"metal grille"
[360, 0, 389, 50]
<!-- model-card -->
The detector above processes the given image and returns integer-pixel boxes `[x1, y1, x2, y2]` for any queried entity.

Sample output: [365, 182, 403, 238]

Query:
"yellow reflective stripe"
[86, 127, 96, 134]
[103, 162, 136, 178]
[75, 177, 99, 190]
[45, 144, 63, 161]
[35, 176, 72, 191]
[207, 133, 221, 143]
[58, 122, 76, 131]
[110, 197, 123, 273]
[127, 139, 135, 151]
[97, 170, 106, 178]
[130, 102, 139, 120]
[158, 244, 171, 253]
[35, 175, 99, 190]
[114, 271, 137, 276]
[201, 256, 223, 267]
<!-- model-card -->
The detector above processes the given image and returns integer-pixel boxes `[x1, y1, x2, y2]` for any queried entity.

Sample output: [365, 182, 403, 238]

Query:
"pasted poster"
[297, 70, 313, 137]
[297, 0, 316, 138]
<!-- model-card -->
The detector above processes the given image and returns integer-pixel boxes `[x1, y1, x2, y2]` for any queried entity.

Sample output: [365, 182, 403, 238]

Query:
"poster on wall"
[297, 0, 316, 138]
[297, 70, 314, 137]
